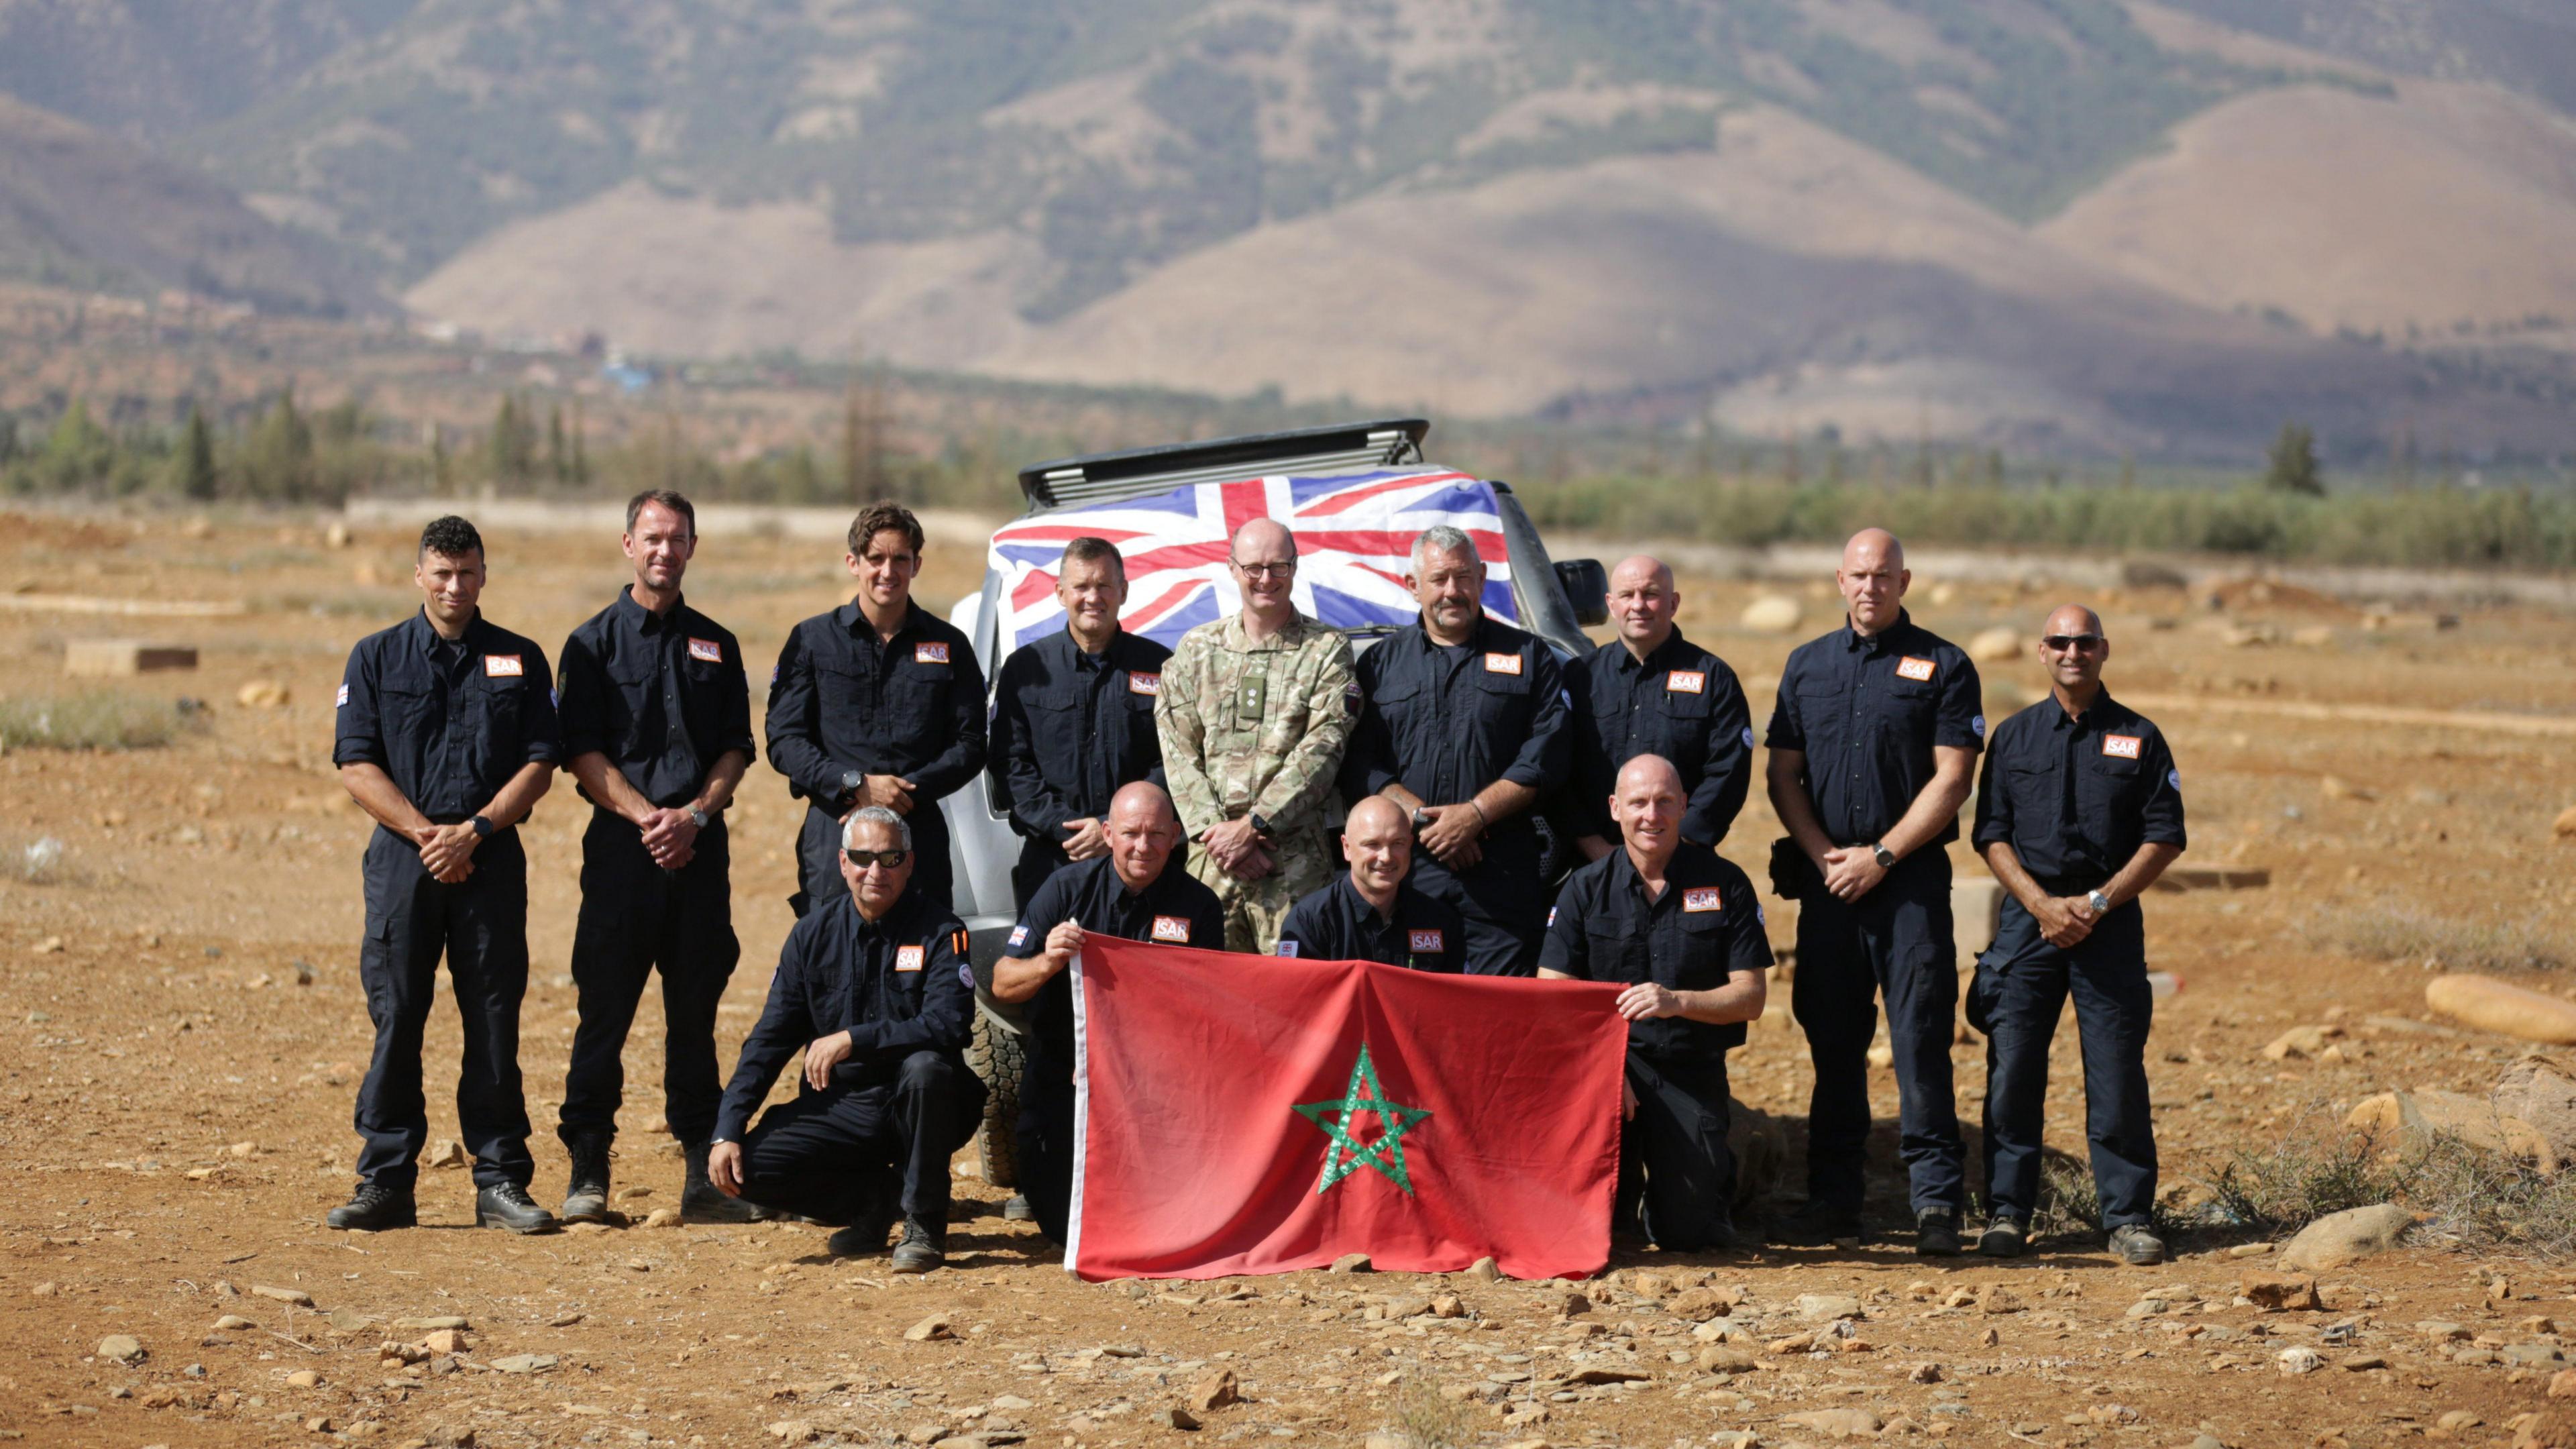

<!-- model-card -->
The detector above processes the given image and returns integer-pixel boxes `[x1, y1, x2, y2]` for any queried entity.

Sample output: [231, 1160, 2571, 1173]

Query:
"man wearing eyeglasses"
[1968, 604, 2185, 1265]
[705, 806, 982, 1273]
[1764, 528, 1982, 1254]
[990, 782, 1225, 1245]
[1155, 518, 1355, 955]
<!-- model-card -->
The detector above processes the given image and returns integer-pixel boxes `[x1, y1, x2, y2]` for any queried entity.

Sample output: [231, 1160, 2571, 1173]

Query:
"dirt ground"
[3, 508, 2575, 1449]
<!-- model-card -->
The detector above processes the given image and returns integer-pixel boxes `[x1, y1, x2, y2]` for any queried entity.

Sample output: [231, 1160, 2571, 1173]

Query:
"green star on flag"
[1293, 1043, 1432, 1195]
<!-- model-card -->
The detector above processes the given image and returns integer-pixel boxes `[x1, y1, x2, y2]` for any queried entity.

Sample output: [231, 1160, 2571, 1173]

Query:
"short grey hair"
[841, 805, 912, 852]
[1411, 525, 1479, 572]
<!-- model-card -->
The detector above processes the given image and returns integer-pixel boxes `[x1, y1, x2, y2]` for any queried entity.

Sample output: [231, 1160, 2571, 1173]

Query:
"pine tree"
[570, 400, 590, 486]
[173, 406, 218, 500]
[2263, 422, 2324, 496]
[546, 403, 568, 485]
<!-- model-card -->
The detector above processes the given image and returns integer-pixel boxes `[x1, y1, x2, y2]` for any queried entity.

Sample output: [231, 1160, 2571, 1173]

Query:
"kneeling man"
[706, 806, 983, 1271]
[991, 782, 1224, 1245]
[1275, 796, 1465, 971]
[1540, 755, 1770, 1250]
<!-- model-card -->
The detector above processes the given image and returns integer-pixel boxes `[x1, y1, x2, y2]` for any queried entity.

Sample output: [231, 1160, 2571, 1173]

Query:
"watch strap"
[470, 814, 494, 839]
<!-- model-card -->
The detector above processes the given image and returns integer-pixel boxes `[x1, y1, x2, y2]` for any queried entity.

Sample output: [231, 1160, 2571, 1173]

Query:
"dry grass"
[2203, 1109, 2576, 1259]
[0, 691, 187, 751]
[1385, 1379, 1477, 1449]
[2318, 904, 2574, 975]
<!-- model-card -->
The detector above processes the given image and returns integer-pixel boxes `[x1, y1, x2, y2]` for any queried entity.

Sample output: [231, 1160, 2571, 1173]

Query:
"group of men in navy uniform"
[329, 496, 2183, 1271]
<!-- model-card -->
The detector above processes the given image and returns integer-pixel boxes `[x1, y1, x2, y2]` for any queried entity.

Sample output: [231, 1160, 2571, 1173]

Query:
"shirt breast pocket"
[1668, 911, 1729, 990]
[2006, 761, 2057, 820]
[474, 678, 525, 735]
[888, 663, 948, 729]
[1366, 675, 1421, 738]
[2081, 755, 2141, 816]
[1791, 682, 1844, 749]
[816, 659, 871, 714]
[1882, 678, 1937, 734]
[1583, 923, 1646, 985]
[1473, 668, 1531, 728]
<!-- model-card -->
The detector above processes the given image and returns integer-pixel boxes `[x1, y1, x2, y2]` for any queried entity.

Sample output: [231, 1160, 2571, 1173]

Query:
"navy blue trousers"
[1616, 1054, 1736, 1250]
[1790, 851, 1963, 1218]
[558, 810, 740, 1148]
[736, 1052, 983, 1225]
[354, 826, 535, 1193]
[1970, 897, 2158, 1227]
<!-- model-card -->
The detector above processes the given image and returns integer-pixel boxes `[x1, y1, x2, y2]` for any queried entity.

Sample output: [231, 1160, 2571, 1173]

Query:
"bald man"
[1541, 755, 1771, 1251]
[1564, 555, 1754, 860]
[1764, 528, 1984, 1254]
[1157, 517, 1356, 954]
[1968, 604, 2184, 1265]
[1274, 796, 1467, 972]
[990, 782, 1226, 1244]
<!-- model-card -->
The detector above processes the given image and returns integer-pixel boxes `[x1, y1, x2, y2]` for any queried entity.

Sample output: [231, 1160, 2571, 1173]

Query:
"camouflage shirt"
[1155, 610, 1356, 846]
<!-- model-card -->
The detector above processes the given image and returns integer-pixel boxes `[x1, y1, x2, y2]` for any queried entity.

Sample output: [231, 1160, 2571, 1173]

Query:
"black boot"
[891, 1216, 945, 1274]
[325, 1181, 416, 1231]
[682, 1141, 765, 1224]
[559, 1133, 612, 1224]
[476, 1182, 559, 1234]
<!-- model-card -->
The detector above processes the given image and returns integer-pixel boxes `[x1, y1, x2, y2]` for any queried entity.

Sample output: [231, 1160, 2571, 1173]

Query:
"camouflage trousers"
[1187, 834, 1332, 955]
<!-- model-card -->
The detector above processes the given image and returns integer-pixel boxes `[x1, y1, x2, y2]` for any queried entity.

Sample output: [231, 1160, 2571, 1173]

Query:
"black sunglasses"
[2041, 634, 2106, 652]
[844, 848, 910, 868]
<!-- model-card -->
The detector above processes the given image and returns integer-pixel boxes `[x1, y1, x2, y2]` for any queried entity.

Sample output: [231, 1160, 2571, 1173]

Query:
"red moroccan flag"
[1066, 937, 1629, 1281]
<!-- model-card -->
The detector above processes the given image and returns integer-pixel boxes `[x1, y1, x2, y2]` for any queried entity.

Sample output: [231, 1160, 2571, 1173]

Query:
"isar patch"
[2102, 734, 2143, 759]
[1408, 929, 1445, 953]
[914, 642, 951, 665]
[1128, 672, 1160, 696]
[1150, 915, 1192, 944]
[1682, 888, 1723, 913]
[1482, 652, 1523, 676]
[1894, 656, 1935, 682]
[895, 945, 925, 972]
[1666, 670, 1706, 694]
[688, 637, 723, 663]
[484, 654, 524, 678]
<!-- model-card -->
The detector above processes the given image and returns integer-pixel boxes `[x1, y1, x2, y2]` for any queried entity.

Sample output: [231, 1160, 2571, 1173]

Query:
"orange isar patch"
[484, 654, 524, 678]
[1128, 673, 1160, 696]
[1150, 915, 1191, 943]
[688, 637, 723, 663]
[895, 945, 925, 972]
[1682, 888, 1723, 913]
[914, 642, 951, 665]
[1483, 652, 1523, 675]
[1407, 929, 1445, 953]
[2102, 734, 2143, 759]
[1666, 670, 1707, 694]
[1895, 656, 1936, 682]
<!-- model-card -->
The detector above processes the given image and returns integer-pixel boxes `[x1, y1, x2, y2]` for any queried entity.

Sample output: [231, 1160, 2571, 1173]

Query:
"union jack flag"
[987, 468, 1520, 652]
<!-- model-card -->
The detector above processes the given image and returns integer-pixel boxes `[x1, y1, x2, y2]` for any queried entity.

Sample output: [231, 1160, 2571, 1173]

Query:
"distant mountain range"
[2, 0, 2572, 460]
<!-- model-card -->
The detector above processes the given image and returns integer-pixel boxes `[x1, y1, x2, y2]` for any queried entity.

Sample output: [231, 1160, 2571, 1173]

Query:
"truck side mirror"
[1554, 558, 1608, 627]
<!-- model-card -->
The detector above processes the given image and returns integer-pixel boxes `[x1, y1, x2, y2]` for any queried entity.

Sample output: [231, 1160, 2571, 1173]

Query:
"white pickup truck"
[935, 418, 1608, 1189]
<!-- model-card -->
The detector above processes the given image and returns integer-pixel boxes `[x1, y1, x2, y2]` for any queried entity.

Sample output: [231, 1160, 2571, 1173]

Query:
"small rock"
[1793, 1293, 1863, 1322]
[228, 1141, 257, 1158]
[2263, 1025, 2343, 1061]
[419, 1329, 468, 1356]
[1152, 1407, 1201, 1432]
[2240, 1271, 2321, 1312]
[2277, 1346, 2324, 1375]
[488, 1354, 557, 1374]
[1186, 1369, 1239, 1413]
[2552, 1370, 2576, 1399]
[213, 1315, 252, 1331]
[394, 1316, 470, 1332]
[2440, 1411, 2485, 1431]
[1466, 1256, 1501, 1281]
[1328, 1253, 1371, 1273]
[235, 680, 290, 708]
[2281, 1203, 2414, 1272]
[1668, 1287, 1732, 1321]
[1908, 1362, 1944, 1384]
[2417, 1321, 2469, 1342]
[2339, 1354, 2387, 1371]
[1428, 1294, 1465, 1319]
[286, 1368, 322, 1388]
[2126, 1299, 2169, 1320]
[643, 1207, 681, 1228]
[327, 1307, 372, 1333]
[1979, 1327, 2001, 1347]
[1780, 1408, 1882, 1440]
[1550, 1289, 1591, 1317]
[1697, 1347, 1756, 1375]
[1741, 595, 1804, 634]
[98, 1334, 146, 1364]
[768, 1421, 819, 1444]
[2226, 1242, 2275, 1258]
[1968, 627, 2023, 664]
[904, 1315, 954, 1342]
[1709, 1434, 1760, 1449]
[250, 1285, 314, 1307]
[548, 1311, 586, 1328]
[1380, 1295, 1434, 1321]
[1978, 1287, 2027, 1315]
[422, 1140, 467, 1170]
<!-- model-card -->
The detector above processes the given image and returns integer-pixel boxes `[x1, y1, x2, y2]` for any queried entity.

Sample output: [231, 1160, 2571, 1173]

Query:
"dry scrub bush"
[2318, 904, 2573, 975]
[2205, 1109, 2576, 1258]
[0, 691, 184, 751]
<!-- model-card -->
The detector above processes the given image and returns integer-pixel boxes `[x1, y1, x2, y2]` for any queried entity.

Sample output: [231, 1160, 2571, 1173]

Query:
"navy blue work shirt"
[990, 628, 1171, 845]
[1564, 629, 1754, 845]
[1006, 854, 1226, 1091]
[333, 609, 561, 824]
[556, 587, 755, 809]
[1972, 690, 2186, 887]
[712, 884, 973, 1142]
[1538, 841, 1773, 1063]
[1275, 874, 1466, 973]
[1764, 610, 1984, 848]
[1340, 616, 1570, 835]
[765, 599, 986, 810]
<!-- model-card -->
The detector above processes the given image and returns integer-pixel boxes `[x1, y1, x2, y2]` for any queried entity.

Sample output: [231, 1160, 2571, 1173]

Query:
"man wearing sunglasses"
[1765, 528, 1983, 1254]
[1968, 605, 2185, 1265]
[990, 781, 1225, 1246]
[705, 807, 983, 1273]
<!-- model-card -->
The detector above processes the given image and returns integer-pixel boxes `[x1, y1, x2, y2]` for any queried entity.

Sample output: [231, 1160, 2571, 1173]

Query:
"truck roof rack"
[1016, 419, 1430, 511]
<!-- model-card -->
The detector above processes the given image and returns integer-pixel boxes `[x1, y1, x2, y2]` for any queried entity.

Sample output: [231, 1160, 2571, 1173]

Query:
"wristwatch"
[1248, 813, 1273, 838]
[687, 807, 710, 830]
[2086, 889, 2114, 915]
[840, 769, 863, 805]
[1870, 841, 1895, 869]
[1411, 808, 1434, 834]
[469, 814, 494, 839]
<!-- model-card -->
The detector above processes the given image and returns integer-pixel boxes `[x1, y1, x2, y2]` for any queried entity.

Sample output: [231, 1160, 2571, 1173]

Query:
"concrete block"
[64, 640, 198, 676]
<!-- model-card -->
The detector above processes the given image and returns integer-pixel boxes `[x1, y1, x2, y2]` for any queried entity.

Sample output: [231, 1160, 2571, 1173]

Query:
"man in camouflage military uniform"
[1156, 518, 1356, 954]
